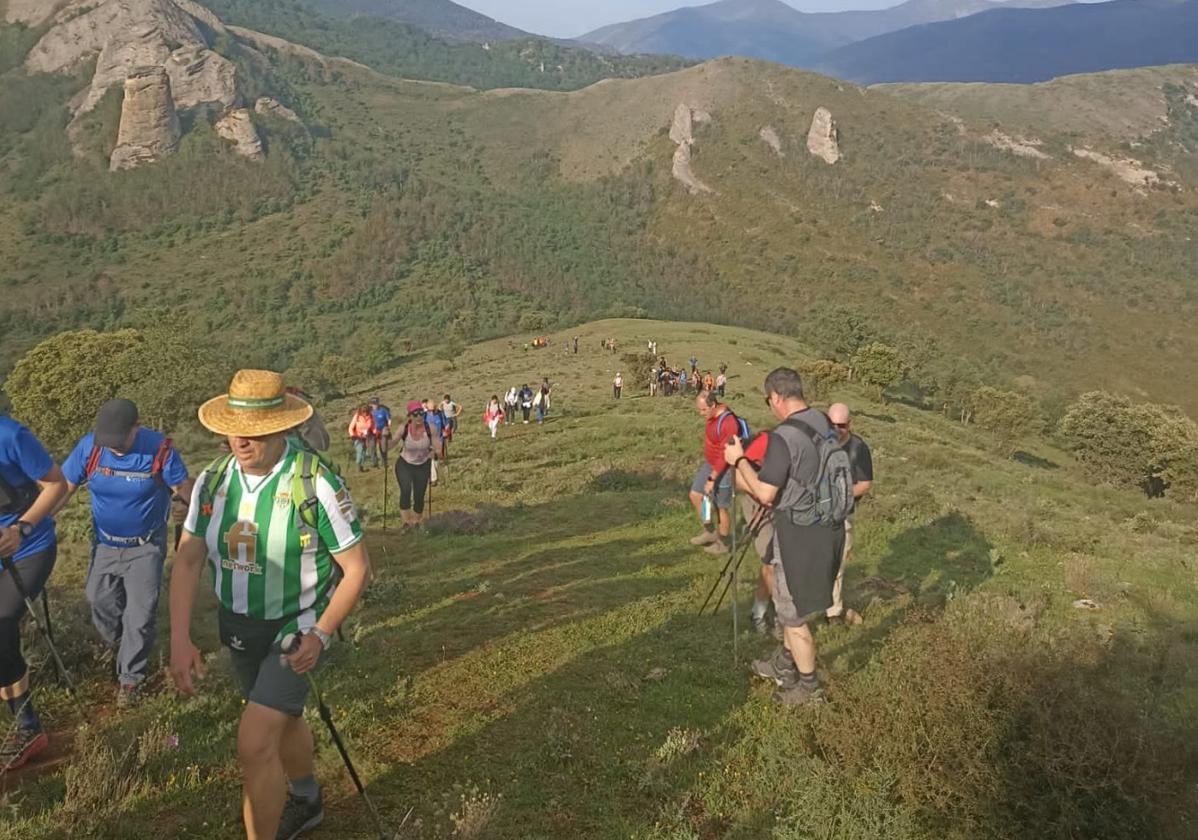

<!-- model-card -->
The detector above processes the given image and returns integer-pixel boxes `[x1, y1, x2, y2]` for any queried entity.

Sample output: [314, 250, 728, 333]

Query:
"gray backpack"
[774, 416, 854, 527]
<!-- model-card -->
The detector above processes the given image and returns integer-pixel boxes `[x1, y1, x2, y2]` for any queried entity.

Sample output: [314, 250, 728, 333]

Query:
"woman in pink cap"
[394, 400, 443, 528]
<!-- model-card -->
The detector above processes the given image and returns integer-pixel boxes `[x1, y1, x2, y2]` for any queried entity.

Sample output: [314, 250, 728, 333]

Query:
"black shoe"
[277, 790, 324, 840]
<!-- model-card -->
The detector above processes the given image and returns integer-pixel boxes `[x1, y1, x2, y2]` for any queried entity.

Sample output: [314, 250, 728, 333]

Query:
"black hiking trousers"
[395, 458, 432, 514]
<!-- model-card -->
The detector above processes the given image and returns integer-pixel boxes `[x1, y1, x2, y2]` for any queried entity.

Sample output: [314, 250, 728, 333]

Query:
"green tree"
[799, 359, 851, 402]
[969, 386, 1041, 456]
[851, 343, 906, 402]
[320, 354, 366, 398]
[5, 327, 222, 454]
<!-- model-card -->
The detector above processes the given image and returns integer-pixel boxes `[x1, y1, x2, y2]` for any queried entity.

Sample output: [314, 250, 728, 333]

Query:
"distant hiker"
[0, 416, 68, 771]
[689, 391, 744, 556]
[57, 399, 192, 707]
[716, 372, 727, 399]
[395, 401, 443, 528]
[613, 373, 623, 399]
[505, 386, 519, 421]
[689, 355, 699, 376]
[719, 362, 728, 375]
[369, 396, 392, 468]
[423, 398, 447, 443]
[484, 396, 505, 440]
[287, 387, 331, 452]
[649, 368, 659, 397]
[347, 405, 375, 472]
[441, 395, 461, 437]
[726, 368, 849, 706]
[170, 370, 370, 840]
[703, 371, 716, 393]
[520, 384, 534, 424]
[573, 336, 579, 354]
[679, 370, 688, 394]
[825, 403, 873, 626]
[537, 378, 553, 423]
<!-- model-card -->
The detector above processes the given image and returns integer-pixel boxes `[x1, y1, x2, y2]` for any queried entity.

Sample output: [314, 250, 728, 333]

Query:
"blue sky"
[459, 0, 912, 38]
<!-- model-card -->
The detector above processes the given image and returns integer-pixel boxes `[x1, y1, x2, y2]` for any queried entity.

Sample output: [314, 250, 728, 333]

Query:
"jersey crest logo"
[229, 635, 245, 651]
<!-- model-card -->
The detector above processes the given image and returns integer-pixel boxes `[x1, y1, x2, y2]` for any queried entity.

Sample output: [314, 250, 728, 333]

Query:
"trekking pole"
[282, 634, 401, 839]
[698, 506, 765, 616]
[730, 483, 739, 664]
[382, 449, 390, 534]
[0, 555, 76, 696]
[712, 510, 773, 616]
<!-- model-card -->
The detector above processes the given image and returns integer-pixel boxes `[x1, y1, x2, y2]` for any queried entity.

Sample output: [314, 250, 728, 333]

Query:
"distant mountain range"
[818, 0, 1198, 83]
[297, 0, 536, 42]
[580, 0, 1073, 68]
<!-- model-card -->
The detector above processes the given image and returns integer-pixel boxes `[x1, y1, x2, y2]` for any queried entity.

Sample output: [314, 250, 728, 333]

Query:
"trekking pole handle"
[281, 632, 301, 656]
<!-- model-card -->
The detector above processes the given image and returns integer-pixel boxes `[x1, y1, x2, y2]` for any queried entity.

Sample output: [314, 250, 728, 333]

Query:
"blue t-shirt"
[426, 410, 446, 439]
[370, 406, 391, 433]
[62, 428, 189, 544]
[0, 416, 56, 562]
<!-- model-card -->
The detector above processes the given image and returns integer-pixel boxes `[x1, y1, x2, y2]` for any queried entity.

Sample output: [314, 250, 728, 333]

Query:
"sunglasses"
[833, 422, 850, 429]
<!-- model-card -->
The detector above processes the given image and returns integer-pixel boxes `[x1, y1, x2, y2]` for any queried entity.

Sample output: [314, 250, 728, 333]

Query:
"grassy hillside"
[4, 319, 1196, 838]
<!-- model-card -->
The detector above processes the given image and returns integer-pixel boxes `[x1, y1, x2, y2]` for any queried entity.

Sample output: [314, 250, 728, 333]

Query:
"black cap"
[95, 399, 139, 449]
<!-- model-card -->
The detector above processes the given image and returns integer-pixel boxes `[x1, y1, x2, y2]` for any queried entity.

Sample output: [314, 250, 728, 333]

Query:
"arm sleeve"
[316, 471, 364, 554]
[13, 426, 55, 483]
[757, 431, 790, 488]
[164, 446, 190, 487]
[854, 439, 874, 483]
[61, 437, 89, 485]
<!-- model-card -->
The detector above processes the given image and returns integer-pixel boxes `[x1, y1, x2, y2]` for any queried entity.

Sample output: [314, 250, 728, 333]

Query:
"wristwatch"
[310, 627, 332, 649]
[15, 521, 34, 539]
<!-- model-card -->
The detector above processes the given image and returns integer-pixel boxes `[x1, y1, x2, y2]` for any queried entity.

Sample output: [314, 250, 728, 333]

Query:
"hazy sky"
[459, 0, 911, 39]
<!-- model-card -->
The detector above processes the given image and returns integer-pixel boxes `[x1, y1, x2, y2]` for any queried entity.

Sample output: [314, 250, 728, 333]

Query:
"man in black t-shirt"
[825, 403, 873, 624]
[726, 368, 845, 706]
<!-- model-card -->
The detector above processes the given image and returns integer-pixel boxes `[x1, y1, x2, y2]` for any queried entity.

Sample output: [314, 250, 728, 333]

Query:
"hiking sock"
[7, 691, 41, 731]
[751, 598, 769, 620]
[797, 671, 820, 692]
[289, 775, 320, 803]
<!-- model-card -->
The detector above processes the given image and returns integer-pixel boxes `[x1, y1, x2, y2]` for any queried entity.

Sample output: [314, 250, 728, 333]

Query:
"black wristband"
[734, 457, 747, 469]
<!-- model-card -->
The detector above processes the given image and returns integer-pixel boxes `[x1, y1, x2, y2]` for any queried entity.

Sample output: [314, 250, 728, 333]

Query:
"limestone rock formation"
[1071, 147, 1170, 192]
[255, 97, 300, 123]
[216, 108, 265, 160]
[110, 66, 181, 171]
[760, 126, 784, 156]
[669, 104, 713, 194]
[5, 0, 62, 25]
[26, 0, 207, 117]
[986, 130, 1050, 160]
[806, 107, 841, 165]
[166, 45, 238, 112]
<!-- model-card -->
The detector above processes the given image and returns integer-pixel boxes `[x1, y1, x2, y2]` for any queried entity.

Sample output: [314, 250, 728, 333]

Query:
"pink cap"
[406, 400, 424, 415]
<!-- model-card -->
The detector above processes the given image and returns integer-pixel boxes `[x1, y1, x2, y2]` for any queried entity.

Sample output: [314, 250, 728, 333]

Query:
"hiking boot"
[772, 681, 827, 707]
[704, 540, 729, 556]
[277, 790, 324, 840]
[0, 725, 48, 772]
[751, 647, 797, 686]
[751, 614, 770, 635]
[690, 531, 719, 546]
[116, 682, 140, 709]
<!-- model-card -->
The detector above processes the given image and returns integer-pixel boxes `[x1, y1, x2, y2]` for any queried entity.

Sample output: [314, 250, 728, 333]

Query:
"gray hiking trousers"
[85, 529, 167, 687]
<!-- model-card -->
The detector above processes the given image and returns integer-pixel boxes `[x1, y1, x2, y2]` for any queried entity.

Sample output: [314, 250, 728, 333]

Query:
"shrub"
[969, 386, 1041, 455]
[621, 351, 656, 391]
[799, 359, 851, 401]
[851, 342, 906, 402]
[1058, 391, 1198, 498]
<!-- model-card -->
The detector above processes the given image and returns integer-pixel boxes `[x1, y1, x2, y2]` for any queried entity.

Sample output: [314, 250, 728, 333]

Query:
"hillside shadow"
[1012, 450, 1059, 470]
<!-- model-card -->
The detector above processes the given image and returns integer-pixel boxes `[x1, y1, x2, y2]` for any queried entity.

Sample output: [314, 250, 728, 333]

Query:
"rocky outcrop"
[1071, 147, 1170, 192]
[166, 45, 237, 112]
[986, 130, 1050, 160]
[110, 66, 181, 171]
[669, 104, 712, 195]
[255, 96, 300, 123]
[5, 0, 64, 25]
[806, 107, 841, 165]
[26, 0, 207, 117]
[760, 126, 783, 156]
[216, 108, 264, 160]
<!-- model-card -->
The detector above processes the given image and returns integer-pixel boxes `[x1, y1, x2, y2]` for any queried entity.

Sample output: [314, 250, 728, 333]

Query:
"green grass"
[3, 319, 1196, 838]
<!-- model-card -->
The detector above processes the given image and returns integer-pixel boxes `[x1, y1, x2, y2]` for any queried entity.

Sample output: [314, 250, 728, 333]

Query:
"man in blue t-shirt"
[0, 416, 67, 770]
[368, 396, 392, 468]
[57, 400, 191, 707]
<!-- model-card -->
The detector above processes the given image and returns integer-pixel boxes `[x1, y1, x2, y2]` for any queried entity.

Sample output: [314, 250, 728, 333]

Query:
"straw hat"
[198, 370, 313, 437]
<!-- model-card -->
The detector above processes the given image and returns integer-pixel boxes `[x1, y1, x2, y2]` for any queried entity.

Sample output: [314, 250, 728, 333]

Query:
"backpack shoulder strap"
[290, 449, 324, 532]
[151, 437, 173, 485]
[84, 445, 103, 481]
[199, 453, 235, 509]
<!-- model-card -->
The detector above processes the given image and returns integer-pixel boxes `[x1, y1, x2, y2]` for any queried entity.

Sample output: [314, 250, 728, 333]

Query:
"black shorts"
[219, 609, 313, 716]
[773, 516, 844, 620]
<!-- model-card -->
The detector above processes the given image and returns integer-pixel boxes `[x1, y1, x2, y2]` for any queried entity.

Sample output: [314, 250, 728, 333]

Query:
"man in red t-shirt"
[688, 391, 740, 555]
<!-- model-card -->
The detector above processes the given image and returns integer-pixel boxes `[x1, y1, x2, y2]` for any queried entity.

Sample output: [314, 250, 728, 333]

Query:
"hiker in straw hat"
[168, 370, 371, 840]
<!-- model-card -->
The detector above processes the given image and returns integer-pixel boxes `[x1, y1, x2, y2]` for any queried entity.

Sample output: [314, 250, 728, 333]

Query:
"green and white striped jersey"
[184, 442, 363, 636]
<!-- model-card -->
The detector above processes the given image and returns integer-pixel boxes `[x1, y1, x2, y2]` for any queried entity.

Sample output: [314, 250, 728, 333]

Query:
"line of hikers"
[687, 369, 873, 706]
[486, 379, 553, 438]
[0, 370, 373, 839]
[653, 357, 726, 399]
